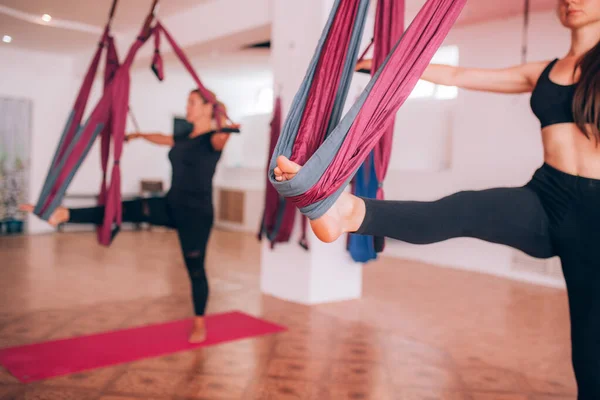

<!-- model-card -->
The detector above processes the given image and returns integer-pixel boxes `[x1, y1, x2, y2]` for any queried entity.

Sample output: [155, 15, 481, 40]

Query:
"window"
[408, 45, 459, 100]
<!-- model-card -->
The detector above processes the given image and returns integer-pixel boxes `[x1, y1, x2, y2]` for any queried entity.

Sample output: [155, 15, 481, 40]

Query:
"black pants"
[69, 196, 214, 316]
[356, 163, 600, 399]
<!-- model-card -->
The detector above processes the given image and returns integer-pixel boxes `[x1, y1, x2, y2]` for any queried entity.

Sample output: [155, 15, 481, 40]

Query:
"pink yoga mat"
[0, 311, 285, 383]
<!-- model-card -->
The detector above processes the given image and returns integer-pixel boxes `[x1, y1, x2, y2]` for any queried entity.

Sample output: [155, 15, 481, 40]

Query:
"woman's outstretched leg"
[274, 156, 554, 259]
[20, 197, 174, 228]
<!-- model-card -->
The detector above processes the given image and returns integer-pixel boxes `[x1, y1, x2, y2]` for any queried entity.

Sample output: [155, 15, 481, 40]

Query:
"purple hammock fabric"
[34, 26, 110, 218]
[371, 0, 405, 204]
[258, 97, 299, 248]
[152, 22, 233, 128]
[268, 0, 466, 222]
[34, 8, 157, 245]
[349, 0, 405, 260]
[97, 34, 120, 243]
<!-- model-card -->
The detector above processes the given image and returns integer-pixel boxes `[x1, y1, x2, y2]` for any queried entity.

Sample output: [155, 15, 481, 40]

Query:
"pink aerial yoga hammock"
[268, 0, 466, 222]
[258, 97, 297, 247]
[257, 96, 309, 250]
[150, 22, 236, 129]
[34, 1, 159, 245]
[33, 0, 146, 246]
[349, 0, 405, 262]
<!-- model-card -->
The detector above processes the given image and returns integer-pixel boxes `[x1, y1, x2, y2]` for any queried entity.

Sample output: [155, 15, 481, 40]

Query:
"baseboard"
[214, 221, 251, 233]
[382, 239, 565, 289]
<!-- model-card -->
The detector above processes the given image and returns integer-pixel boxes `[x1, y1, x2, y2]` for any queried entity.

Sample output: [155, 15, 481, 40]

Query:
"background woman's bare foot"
[19, 204, 70, 227]
[189, 317, 207, 343]
[273, 156, 366, 243]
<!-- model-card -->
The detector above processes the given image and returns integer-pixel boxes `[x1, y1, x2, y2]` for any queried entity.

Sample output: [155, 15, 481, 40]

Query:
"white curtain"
[0, 97, 32, 221]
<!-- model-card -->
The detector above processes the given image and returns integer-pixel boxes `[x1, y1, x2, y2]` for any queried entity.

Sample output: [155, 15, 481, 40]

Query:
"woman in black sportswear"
[276, 0, 600, 398]
[22, 89, 238, 343]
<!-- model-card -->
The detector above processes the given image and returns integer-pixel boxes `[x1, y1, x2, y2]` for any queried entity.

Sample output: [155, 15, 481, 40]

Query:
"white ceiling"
[1, 0, 205, 29]
[0, 0, 558, 55]
[0, 0, 210, 53]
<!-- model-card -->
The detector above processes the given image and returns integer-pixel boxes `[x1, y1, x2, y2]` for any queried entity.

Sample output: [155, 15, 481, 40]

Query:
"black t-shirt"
[166, 131, 221, 206]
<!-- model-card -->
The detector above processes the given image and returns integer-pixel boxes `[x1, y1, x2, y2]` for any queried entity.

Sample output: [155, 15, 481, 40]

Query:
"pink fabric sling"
[268, 0, 466, 223]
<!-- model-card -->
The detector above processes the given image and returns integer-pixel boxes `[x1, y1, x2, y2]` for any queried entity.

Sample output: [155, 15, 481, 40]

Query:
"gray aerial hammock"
[268, 0, 466, 221]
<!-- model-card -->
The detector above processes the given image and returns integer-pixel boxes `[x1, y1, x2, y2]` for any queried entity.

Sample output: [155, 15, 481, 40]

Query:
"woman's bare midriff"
[542, 123, 600, 179]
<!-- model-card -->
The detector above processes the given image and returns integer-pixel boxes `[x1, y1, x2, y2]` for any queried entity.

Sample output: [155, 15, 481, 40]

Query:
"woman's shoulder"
[522, 59, 557, 86]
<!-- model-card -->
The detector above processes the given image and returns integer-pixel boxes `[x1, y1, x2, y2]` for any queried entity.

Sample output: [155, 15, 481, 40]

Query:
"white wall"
[0, 46, 77, 234]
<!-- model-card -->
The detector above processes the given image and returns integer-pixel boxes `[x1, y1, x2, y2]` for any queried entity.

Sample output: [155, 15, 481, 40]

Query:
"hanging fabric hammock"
[97, 24, 121, 244]
[258, 96, 309, 250]
[33, 0, 144, 245]
[268, 0, 466, 222]
[258, 97, 295, 247]
[348, 0, 405, 263]
[150, 22, 240, 130]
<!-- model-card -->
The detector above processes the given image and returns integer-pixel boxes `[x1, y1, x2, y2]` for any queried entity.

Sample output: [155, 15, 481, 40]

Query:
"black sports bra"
[530, 58, 578, 128]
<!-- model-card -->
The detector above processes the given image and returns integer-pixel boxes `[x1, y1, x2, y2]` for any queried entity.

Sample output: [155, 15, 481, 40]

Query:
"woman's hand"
[355, 58, 372, 72]
[211, 124, 240, 151]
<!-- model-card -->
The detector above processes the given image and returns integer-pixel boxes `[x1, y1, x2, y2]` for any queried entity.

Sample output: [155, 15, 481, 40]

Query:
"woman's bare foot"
[19, 204, 70, 227]
[273, 156, 366, 243]
[188, 317, 207, 343]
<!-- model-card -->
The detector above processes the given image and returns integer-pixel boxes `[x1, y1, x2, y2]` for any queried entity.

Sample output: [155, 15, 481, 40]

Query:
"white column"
[260, 0, 374, 305]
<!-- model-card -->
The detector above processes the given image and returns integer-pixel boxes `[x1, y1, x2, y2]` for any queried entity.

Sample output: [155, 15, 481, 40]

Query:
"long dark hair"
[573, 39, 600, 143]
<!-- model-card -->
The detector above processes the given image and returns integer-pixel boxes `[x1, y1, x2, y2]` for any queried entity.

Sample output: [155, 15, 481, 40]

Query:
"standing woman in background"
[278, 0, 600, 397]
[22, 89, 238, 343]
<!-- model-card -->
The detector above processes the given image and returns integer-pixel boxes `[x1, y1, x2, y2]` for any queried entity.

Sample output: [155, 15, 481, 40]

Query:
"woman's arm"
[355, 58, 372, 71]
[210, 123, 240, 151]
[126, 132, 174, 147]
[211, 133, 230, 151]
[422, 61, 550, 94]
[356, 58, 550, 94]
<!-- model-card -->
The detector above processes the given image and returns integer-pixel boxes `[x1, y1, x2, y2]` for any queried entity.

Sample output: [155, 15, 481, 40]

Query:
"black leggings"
[69, 196, 214, 316]
[356, 163, 600, 400]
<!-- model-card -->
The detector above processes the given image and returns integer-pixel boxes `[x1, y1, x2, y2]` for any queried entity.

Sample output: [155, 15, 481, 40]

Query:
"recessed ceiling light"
[41, 14, 52, 22]
[2, 35, 12, 44]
